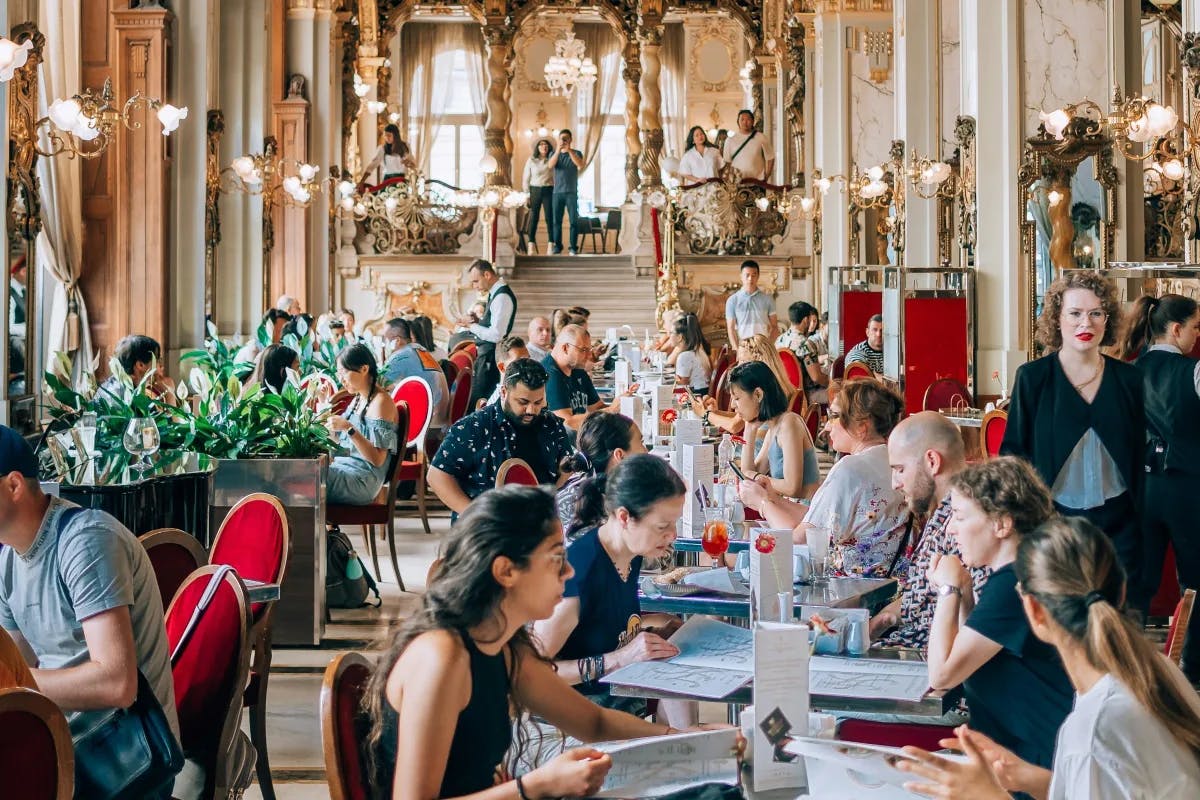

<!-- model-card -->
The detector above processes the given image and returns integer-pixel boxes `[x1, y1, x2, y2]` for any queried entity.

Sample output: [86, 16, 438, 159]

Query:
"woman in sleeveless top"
[1121, 293, 1200, 679]
[363, 486, 713, 800]
[327, 344, 400, 505]
[731, 361, 819, 500]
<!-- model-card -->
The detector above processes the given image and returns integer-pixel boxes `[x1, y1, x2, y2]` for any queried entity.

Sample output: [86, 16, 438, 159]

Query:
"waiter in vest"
[722, 109, 773, 182]
[459, 259, 517, 408]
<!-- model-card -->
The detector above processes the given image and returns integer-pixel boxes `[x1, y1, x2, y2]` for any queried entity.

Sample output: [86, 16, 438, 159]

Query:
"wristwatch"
[936, 584, 962, 599]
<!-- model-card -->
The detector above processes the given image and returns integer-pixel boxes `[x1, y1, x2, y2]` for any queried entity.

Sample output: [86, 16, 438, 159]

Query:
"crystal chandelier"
[544, 30, 597, 98]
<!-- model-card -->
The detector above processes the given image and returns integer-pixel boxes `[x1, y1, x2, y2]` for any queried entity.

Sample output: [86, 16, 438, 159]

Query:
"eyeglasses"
[827, 410, 842, 422]
[567, 343, 590, 353]
[1064, 309, 1108, 324]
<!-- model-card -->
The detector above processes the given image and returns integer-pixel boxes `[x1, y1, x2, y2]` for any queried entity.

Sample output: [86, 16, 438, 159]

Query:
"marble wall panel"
[1021, 0, 1108, 136]
[940, 0, 960, 148]
[850, 51, 895, 167]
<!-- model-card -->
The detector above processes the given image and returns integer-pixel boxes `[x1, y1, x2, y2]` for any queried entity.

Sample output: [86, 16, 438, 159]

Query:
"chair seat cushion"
[396, 460, 422, 481]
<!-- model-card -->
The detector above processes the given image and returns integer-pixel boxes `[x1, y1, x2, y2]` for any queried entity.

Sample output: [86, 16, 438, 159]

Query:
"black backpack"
[326, 527, 382, 609]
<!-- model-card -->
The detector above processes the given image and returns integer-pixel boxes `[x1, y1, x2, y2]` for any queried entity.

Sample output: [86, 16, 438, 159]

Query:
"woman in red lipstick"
[1000, 271, 1146, 612]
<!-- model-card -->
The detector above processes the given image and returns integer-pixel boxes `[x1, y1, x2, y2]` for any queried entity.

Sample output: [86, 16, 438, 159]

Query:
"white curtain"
[399, 23, 486, 176]
[661, 22, 686, 158]
[35, 0, 93, 382]
[573, 23, 621, 172]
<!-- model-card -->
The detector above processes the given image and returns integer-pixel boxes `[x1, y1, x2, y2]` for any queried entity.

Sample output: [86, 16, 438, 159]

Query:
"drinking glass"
[78, 412, 97, 457]
[123, 417, 160, 473]
[701, 506, 732, 568]
[807, 525, 832, 586]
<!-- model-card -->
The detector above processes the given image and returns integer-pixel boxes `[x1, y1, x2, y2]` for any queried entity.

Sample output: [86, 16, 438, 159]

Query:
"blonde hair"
[737, 334, 797, 402]
[1017, 517, 1200, 765]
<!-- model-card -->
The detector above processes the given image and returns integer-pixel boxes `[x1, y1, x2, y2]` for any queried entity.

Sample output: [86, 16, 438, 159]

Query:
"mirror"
[1140, 1, 1184, 260]
[696, 39, 733, 86]
[5, 22, 41, 434]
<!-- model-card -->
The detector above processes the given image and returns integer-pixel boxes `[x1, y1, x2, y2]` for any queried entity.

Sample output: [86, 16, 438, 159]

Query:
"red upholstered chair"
[979, 409, 1008, 460]
[449, 339, 478, 361]
[0, 687, 73, 800]
[843, 361, 873, 381]
[1150, 545, 1183, 620]
[139, 528, 208, 611]
[209, 493, 290, 800]
[166, 566, 254, 800]
[329, 400, 415, 584]
[440, 358, 459, 385]
[777, 348, 803, 389]
[321, 652, 374, 800]
[836, 719, 958, 754]
[830, 355, 846, 380]
[495, 458, 540, 487]
[712, 366, 733, 413]
[391, 380, 437, 537]
[449, 350, 474, 377]
[922, 378, 973, 412]
[803, 402, 825, 444]
[710, 345, 733, 395]
[449, 364, 474, 424]
[1165, 589, 1197, 666]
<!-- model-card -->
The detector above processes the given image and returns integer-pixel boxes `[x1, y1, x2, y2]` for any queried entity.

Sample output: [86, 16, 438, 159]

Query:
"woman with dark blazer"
[1000, 271, 1145, 605]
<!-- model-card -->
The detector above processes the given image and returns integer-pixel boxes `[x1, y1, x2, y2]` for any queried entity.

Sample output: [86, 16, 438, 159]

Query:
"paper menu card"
[669, 616, 754, 671]
[749, 528, 795, 624]
[673, 417, 703, 464]
[600, 617, 754, 699]
[591, 729, 740, 798]
[652, 384, 676, 436]
[680, 442, 714, 536]
[808, 656, 930, 702]
[752, 621, 810, 792]
[598, 660, 751, 700]
[783, 737, 967, 799]
[614, 358, 632, 395]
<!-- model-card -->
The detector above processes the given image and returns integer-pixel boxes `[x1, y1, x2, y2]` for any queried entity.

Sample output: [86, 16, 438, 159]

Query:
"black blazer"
[1000, 354, 1144, 509]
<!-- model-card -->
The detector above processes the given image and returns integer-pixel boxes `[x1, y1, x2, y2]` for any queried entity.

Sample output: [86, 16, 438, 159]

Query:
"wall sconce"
[353, 73, 371, 99]
[366, 100, 387, 115]
[35, 78, 187, 159]
[524, 103, 551, 139]
[1039, 87, 1179, 162]
[220, 144, 324, 208]
[907, 153, 956, 199]
[0, 35, 32, 82]
[738, 60, 754, 95]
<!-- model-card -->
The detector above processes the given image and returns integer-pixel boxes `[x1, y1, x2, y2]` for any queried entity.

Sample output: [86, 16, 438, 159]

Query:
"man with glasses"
[542, 324, 631, 432]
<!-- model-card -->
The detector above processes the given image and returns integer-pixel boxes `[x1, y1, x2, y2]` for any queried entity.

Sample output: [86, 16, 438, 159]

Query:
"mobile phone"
[727, 459, 748, 481]
[682, 385, 699, 405]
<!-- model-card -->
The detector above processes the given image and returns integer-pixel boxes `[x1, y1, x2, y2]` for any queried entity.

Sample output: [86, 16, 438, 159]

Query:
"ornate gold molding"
[204, 110, 224, 319]
[687, 17, 739, 93]
[7, 22, 44, 243]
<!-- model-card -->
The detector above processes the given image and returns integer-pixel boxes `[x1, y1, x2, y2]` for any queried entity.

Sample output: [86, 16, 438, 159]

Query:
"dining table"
[639, 576, 898, 618]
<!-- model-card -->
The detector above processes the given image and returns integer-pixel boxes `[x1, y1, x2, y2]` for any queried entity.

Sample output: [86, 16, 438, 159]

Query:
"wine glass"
[702, 506, 731, 569]
[123, 417, 160, 474]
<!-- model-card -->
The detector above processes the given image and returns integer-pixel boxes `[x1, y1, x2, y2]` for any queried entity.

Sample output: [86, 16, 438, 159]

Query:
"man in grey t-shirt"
[0, 426, 177, 742]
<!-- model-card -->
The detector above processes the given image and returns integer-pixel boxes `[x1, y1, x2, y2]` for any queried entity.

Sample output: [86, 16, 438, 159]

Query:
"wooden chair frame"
[0, 687, 74, 800]
[320, 652, 374, 800]
[495, 457, 538, 488]
[209, 493, 291, 800]
[921, 378, 973, 413]
[843, 361, 873, 381]
[1168, 588, 1197, 667]
[138, 528, 209, 611]
[391, 381, 436, 535]
[165, 565, 254, 800]
[979, 409, 1008, 460]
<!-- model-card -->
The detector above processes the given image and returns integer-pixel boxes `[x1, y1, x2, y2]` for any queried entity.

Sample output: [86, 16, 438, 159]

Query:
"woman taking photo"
[1122, 293, 1200, 680]
[250, 343, 299, 394]
[535, 456, 691, 724]
[556, 412, 646, 538]
[669, 314, 712, 396]
[730, 361, 819, 500]
[361, 124, 416, 186]
[364, 485, 698, 800]
[678, 126, 723, 184]
[327, 344, 401, 505]
[523, 138, 555, 254]
[897, 516, 1200, 800]
[1000, 271, 1145, 604]
[924, 457, 1071, 769]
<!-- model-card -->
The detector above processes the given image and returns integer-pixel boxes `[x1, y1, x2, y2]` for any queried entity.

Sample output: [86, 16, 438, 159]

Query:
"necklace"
[1071, 360, 1104, 391]
[599, 526, 633, 581]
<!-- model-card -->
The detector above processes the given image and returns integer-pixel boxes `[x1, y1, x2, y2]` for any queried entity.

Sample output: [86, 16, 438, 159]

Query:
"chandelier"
[544, 30, 597, 98]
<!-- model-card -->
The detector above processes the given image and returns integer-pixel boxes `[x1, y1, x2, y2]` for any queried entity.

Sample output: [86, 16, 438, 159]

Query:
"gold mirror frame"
[1017, 125, 1118, 360]
[6, 22, 43, 433]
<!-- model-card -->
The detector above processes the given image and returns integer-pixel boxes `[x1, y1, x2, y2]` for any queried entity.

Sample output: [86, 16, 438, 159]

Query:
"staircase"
[508, 254, 659, 338]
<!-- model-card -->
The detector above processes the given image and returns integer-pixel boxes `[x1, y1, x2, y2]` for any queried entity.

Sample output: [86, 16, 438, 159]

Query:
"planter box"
[211, 457, 327, 647]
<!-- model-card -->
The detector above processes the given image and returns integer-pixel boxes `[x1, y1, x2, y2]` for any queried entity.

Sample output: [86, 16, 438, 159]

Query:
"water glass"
[807, 525, 832, 586]
[78, 411, 97, 457]
[123, 417, 160, 473]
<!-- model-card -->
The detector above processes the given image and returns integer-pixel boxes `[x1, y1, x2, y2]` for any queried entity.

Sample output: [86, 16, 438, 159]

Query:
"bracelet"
[515, 774, 531, 800]
[576, 654, 606, 684]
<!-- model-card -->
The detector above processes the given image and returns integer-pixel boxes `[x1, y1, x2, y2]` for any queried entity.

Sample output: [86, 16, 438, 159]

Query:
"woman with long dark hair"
[327, 344, 400, 505]
[677, 125, 722, 184]
[731, 361, 819, 500]
[361, 123, 416, 186]
[523, 138, 556, 254]
[1121, 293, 1200, 680]
[556, 412, 645, 538]
[363, 486, 694, 799]
[250, 343, 299, 394]
[668, 314, 711, 395]
[898, 517, 1200, 799]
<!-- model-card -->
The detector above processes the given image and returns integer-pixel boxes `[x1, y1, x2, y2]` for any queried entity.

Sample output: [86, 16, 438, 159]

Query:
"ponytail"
[558, 412, 638, 478]
[1118, 293, 1199, 360]
[566, 473, 609, 539]
[1017, 517, 1200, 765]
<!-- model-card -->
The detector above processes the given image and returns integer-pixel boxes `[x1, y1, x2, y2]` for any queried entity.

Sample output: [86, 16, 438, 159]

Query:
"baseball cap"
[0, 425, 38, 478]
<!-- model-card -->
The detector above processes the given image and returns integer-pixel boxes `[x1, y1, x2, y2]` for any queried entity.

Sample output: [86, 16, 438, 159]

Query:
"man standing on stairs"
[458, 259, 517, 408]
[549, 129, 585, 256]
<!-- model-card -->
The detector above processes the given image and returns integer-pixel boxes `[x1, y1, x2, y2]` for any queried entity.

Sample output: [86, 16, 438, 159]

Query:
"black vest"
[479, 283, 517, 339]
[1136, 348, 1200, 476]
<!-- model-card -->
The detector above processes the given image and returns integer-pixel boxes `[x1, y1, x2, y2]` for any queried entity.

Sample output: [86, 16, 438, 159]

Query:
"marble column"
[814, 10, 851, 274]
[309, 7, 334, 313]
[637, 24, 664, 188]
[280, 4, 315, 312]
[894, 0, 939, 267]
[483, 25, 514, 187]
[623, 44, 643, 200]
[961, 0, 1025, 385]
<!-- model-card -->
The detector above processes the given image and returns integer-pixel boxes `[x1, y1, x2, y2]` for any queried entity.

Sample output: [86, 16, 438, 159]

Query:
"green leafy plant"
[181, 320, 254, 386]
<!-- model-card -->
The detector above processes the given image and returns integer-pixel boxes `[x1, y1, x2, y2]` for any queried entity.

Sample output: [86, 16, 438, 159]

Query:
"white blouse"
[363, 146, 407, 179]
[675, 348, 711, 391]
[678, 146, 723, 181]
[523, 157, 554, 189]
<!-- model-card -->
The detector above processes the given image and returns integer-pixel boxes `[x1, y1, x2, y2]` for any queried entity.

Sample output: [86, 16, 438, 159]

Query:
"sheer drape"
[573, 23, 621, 171]
[399, 23, 486, 175]
[661, 22, 686, 158]
[35, 0, 93, 381]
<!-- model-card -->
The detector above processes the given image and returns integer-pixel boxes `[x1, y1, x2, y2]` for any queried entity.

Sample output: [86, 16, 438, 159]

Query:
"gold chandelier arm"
[29, 117, 73, 159]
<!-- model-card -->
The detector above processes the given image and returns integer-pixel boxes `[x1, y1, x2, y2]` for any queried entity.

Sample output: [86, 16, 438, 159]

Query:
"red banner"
[650, 207, 662, 267]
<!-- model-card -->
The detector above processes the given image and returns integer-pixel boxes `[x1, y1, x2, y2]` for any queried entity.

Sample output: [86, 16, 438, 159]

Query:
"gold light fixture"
[220, 143, 324, 208]
[1039, 87, 1179, 163]
[36, 78, 186, 159]
[524, 104, 551, 139]
[907, 153, 956, 199]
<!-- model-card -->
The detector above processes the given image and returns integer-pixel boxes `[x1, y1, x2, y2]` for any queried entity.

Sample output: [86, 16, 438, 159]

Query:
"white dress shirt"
[722, 131, 773, 181]
[468, 281, 515, 344]
[678, 146, 723, 181]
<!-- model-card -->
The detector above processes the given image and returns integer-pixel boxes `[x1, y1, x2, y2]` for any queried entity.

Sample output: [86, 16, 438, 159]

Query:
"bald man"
[526, 316, 552, 362]
[543, 324, 632, 430]
[877, 411, 988, 647]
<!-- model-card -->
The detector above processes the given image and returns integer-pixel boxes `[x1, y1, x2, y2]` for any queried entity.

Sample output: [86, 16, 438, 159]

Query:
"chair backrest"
[440, 358, 458, 385]
[139, 528, 209, 612]
[210, 493, 290, 617]
[1151, 544, 1183, 618]
[788, 388, 807, 417]
[448, 350, 473, 375]
[165, 566, 252, 763]
[777, 349, 803, 389]
[830, 355, 846, 380]
[0, 688, 73, 800]
[1166, 588, 1197, 665]
[589, 216, 603, 232]
[980, 409, 1008, 459]
[450, 365, 474, 423]
[495, 458, 540, 487]
[710, 345, 732, 391]
[843, 361, 873, 381]
[391, 377, 434, 449]
[922, 378, 974, 412]
[604, 210, 621, 231]
[449, 340, 477, 360]
[803, 402, 824, 442]
[713, 365, 733, 412]
[320, 652, 374, 800]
